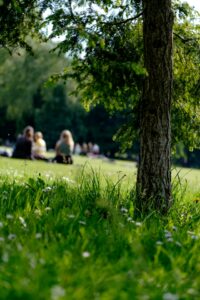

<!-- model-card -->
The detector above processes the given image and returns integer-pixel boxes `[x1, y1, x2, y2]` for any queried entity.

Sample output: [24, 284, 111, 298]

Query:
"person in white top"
[33, 131, 47, 160]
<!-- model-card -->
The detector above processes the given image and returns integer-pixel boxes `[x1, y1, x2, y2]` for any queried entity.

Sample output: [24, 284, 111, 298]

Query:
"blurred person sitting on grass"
[53, 130, 74, 164]
[32, 131, 47, 161]
[12, 126, 34, 159]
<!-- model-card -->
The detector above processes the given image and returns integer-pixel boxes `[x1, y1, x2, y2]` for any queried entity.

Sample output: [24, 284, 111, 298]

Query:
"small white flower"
[42, 186, 52, 192]
[51, 285, 66, 300]
[35, 233, 42, 239]
[62, 177, 75, 184]
[68, 214, 75, 219]
[79, 220, 86, 225]
[34, 209, 42, 216]
[163, 293, 179, 300]
[191, 235, 198, 240]
[0, 222, 3, 228]
[135, 222, 142, 227]
[156, 241, 163, 245]
[45, 207, 51, 212]
[82, 251, 90, 258]
[8, 234, 16, 240]
[164, 231, 172, 238]
[6, 214, 13, 220]
[166, 237, 174, 243]
[120, 207, 128, 213]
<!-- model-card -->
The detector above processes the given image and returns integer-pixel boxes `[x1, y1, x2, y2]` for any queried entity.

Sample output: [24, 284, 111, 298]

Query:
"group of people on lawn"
[12, 126, 74, 164]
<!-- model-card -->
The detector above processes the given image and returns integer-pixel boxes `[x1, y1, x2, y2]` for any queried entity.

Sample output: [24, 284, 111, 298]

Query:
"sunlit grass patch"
[0, 157, 199, 299]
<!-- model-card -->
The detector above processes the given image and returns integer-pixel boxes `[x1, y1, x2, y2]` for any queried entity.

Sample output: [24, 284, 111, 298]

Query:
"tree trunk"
[136, 0, 174, 215]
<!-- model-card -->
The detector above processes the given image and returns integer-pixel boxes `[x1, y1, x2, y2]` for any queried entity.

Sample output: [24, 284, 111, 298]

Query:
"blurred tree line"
[0, 40, 199, 166]
[0, 41, 126, 156]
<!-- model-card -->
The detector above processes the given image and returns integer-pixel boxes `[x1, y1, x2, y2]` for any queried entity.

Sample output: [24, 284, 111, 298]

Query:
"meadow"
[0, 155, 200, 300]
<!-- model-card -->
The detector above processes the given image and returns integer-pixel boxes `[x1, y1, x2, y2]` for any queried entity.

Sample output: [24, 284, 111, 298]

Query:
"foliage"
[0, 0, 42, 52]
[40, 0, 200, 151]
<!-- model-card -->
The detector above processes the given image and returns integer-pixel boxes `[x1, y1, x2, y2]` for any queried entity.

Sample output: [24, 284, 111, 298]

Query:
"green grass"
[0, 156, 199, 299]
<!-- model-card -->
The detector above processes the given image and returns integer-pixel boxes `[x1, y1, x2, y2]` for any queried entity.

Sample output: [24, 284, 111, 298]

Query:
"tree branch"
[103, 11, 143, 26]
[173, 32, 199, 44]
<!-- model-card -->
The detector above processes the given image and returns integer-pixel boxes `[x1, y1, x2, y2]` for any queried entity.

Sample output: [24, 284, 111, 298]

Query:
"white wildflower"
[166, 237, 174, 243]
[42, 186, 52, 192]
[6, 214, 13, 220]
[156, 241, 163, 245]
[120, 207, 128, 213]
[8, 234, 16, 240]
[135, 222, 142, 227]
[163, 293, 179, 300]
[68, 214, 75, 219]
[82, 251, 90, 258]
[164, 230, 172, 238]
[35, 233, 42, 239]
[51, 285, 66, 300]
[79, 220, 86, 225]
[34, 209, 42, 216]
[45, 207, 51, 212]
[62, 177, 75, 184]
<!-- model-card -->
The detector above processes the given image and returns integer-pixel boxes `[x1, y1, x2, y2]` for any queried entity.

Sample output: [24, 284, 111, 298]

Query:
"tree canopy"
[41, 0, 200, 151]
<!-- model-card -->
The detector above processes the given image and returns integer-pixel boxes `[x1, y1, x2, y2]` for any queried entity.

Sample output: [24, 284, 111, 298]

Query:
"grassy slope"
[0, 156, 199, 299]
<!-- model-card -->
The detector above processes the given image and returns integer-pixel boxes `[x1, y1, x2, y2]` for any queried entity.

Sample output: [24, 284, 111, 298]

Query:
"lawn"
[0, 155, 199, 299]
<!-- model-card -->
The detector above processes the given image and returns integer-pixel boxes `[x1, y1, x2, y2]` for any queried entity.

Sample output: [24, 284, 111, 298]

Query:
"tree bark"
[136, 0, 174, 215]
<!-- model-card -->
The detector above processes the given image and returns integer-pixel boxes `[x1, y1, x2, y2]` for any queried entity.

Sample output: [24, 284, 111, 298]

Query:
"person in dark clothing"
[12, 126, 34, 159]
